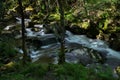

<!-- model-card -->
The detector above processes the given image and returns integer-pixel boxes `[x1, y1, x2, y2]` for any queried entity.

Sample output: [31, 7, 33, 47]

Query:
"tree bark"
[57, 0, 65, 64]
[0, 0, 4, 20]
[18, 0, 29, 64]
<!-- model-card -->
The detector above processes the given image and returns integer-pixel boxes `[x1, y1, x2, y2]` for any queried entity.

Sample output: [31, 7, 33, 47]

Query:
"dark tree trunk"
[42, 0, 50, 24]
[18, 0, 30, 64]
[57, 0, 65, 64]
[0, 0, 4, 20]
[83, 0, 88, 16]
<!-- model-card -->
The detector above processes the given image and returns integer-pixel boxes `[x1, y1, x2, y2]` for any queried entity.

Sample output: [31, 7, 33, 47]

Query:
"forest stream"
[3, 17, 120, 70]
[1, 1, 120, 79]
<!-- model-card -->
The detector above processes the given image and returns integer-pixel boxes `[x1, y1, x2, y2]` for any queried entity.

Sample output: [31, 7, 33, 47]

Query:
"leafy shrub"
[54, 63, 88, 80]
[0, 63, 118, 80]
[0, 38, 17, 63]
[22, 63, 48, 77]
[53, 63, 117, 80]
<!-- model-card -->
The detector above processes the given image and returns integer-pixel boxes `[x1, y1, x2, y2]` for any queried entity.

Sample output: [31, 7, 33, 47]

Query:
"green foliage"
[0, 74, 25, 80]
[88, 64, 116, 80]
[0, 37, 17, 64]
[0, 42, 16, 57]
[0, 0, 120, 79]
[101, 12, 110, 19]
[49, 13, 60, 21]
[0, 63, 49, 80]
[0, 63, 118, 80]
[52, 63, 117, 80]
[22, 63, 48, 77]
[65, 12, 75, 22]
[0, 0, 5, 20]
[5, 0, 17, 9]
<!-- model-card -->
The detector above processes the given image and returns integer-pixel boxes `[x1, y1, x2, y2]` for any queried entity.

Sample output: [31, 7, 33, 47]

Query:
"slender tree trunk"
[83, 0, 88, 16]
[42, 0, 50, 24]
[0, 1, 4, 20]
[57, 0, 65, 64]
[18, 0, 29, 64]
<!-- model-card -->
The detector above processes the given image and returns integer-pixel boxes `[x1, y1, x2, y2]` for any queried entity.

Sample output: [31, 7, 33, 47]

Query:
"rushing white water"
[4, 25, 15, 30]
[26, 28, 45, 37]
[21, 29, 120, 60]
[34, 24, 43, 28]
[16, 48, 42, 62]
[16, 17, 31, 24]
[9, 17, 120, 63]
[65, 31, 120, 59]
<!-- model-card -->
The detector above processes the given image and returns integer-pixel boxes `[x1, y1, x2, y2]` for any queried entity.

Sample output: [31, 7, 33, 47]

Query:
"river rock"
[109, 39, 120, 51]
[105, 58, 120, 69]
[65, 42, 107, 65]
[109, 33, 120, 51]
[86, 21, 99, 39]
[43, 24, 54, 34]
[26, 33, 57, 47]
[65, 24, 87, 34]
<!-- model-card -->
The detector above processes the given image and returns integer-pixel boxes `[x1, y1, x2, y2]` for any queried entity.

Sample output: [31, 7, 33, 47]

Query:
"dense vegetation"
[0, 63, 117, 80]
[0, 0, 120, 79]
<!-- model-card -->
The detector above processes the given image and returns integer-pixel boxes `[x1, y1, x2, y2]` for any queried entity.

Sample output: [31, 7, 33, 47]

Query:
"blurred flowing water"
[65, 32, 120, 59]
[3, 18, 120, 67]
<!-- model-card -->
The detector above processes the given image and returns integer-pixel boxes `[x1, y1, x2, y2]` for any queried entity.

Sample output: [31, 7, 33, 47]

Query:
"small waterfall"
[26, 27, 45, 37]
[16, 17, 31, 25]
